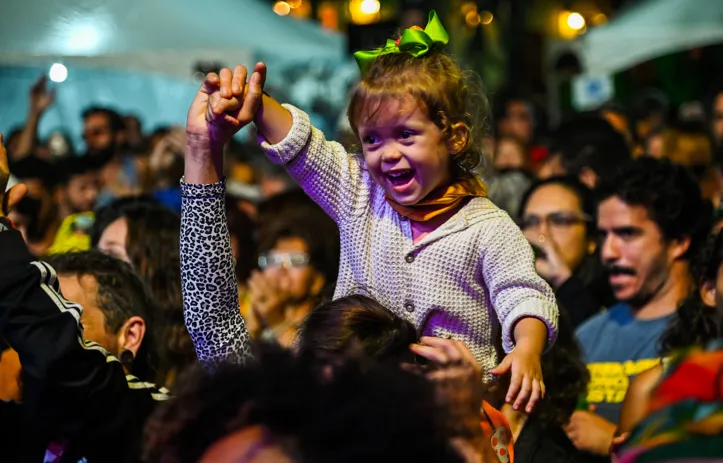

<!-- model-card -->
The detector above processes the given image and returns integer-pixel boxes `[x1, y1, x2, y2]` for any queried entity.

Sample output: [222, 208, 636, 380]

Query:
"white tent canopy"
[0, 0, 346, 147]
[580, 0, 723, 75]
[0, 0, 344, 78]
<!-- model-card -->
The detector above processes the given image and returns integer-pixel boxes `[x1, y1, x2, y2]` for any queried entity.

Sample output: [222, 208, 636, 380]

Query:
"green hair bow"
[353, 10, 449, 75]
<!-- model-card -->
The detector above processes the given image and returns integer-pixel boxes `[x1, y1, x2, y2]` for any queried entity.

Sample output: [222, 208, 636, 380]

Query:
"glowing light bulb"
[273, 1, 291, 16]
[465, 11, 480, 27]
[480, 11, 494, 25]
[460, 2, 477, 15]
[360, 0, 380, 15]
[567, 12, 585, 30]
[49, 63, 68, 83]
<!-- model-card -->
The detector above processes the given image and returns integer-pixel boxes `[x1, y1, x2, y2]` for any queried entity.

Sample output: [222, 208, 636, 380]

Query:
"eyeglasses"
[520, 212, 592, 231]
[258, 252, 311, 270]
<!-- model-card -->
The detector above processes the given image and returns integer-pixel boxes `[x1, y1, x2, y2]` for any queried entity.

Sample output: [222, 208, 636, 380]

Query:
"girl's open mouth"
[386, 169, 416, 190]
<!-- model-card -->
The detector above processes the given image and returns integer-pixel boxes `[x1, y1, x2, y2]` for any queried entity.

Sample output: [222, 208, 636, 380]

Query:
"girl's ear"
[448, 122, 470, 155]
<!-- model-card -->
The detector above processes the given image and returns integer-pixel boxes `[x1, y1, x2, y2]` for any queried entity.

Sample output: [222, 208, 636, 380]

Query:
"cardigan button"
[405, 254, 415, 263]
[404, 302, 415, 313]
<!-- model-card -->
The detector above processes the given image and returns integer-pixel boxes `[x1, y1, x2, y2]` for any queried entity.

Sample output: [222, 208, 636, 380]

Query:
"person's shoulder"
[575, 303, 628, 337]
[126, 375, 170, 413]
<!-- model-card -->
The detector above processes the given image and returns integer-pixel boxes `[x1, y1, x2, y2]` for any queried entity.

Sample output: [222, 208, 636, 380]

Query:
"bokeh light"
[360, 0, 380, 15]
[567, 12, 586, 30]
[480, 11, 494, 25]
[273, 1, 291, 16]
[49, 63, 68, 83]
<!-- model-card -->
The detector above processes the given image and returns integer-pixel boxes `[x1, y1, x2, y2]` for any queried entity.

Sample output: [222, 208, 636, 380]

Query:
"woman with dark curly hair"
[94, 198, 196, 387]
[143, 344, 468, 463]
[617, 231, 723, 435]
[144, 297, 503, 463]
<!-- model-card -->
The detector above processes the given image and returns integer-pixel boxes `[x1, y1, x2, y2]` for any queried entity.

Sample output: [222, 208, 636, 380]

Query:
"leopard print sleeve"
[180, 178, 254, 370]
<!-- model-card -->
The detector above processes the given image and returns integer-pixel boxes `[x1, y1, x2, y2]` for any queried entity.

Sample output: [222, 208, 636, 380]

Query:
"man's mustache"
[607, 265, 636, 276]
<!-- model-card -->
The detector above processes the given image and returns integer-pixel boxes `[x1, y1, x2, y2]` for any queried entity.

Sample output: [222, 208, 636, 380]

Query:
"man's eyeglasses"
[258, 252, 310, 270]
[520, 212, 592, 231]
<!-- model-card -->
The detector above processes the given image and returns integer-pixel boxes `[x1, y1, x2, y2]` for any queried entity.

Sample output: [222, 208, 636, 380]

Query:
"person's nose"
[600, 235, 620, 265]
[537, 218, 551, 237]
[380, 146, 403, 164]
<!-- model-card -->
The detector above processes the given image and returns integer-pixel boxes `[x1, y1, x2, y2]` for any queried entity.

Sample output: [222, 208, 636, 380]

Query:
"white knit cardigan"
[258, 105, 559, 379]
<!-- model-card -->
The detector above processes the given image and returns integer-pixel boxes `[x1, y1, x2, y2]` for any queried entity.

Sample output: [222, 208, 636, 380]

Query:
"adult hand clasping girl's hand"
[184, 63, 266, 184]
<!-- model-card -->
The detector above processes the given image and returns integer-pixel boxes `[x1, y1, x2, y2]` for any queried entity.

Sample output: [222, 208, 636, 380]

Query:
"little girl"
[182, 11, 557, 413]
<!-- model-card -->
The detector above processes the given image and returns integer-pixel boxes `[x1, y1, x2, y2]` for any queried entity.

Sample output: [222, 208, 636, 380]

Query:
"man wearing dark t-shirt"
[565, 157, 711, 458]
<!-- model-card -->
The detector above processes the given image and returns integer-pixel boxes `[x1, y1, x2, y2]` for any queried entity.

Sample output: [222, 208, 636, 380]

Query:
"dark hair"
[659, 231, 723, 354]
[57, 155, 102, 186]
[596, 157, 712, 259]
[532, 310, 589, 429]
[4, 127, 24, 151]
[552, 114, 631, 184]
[297, 295, 418, 365]
[348, 50, 489, 178]
[45, 251, 159, 382]
[82, 106, 125, 133]
[518, 175, 596, 236]
[143, 344, 461, 463]
[89, 195, 158, 247]
[255, 188, 317, 227]
[632, 90, 669, 124]
[225, 197, 257, 283]
[8, 156, 59, 190]
[94, 198, 196, 385]
[258, 190, 340, 292]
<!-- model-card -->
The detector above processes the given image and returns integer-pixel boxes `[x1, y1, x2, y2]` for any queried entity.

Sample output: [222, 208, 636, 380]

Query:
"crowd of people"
[1, 12, 723, 463]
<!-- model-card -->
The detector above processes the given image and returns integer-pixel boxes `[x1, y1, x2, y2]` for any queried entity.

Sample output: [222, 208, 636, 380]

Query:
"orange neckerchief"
[386, 176, 487, 222]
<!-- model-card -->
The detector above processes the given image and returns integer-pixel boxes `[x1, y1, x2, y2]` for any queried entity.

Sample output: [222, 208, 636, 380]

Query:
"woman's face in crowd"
[521, 184, 592, 273]
[98, 217, 131, 264]
[262, 236, 325, 303]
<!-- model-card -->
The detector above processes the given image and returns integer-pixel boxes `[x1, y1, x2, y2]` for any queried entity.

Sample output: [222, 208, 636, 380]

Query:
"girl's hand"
[186, 63, 266, 150]
[184, 63, 266, 184]
[491, 344, 545, 413]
